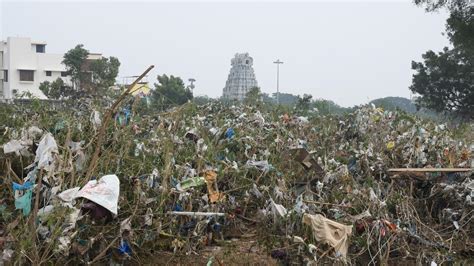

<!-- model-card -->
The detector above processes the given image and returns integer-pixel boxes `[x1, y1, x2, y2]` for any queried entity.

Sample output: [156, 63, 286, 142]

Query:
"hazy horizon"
[1, 1, 449, 107]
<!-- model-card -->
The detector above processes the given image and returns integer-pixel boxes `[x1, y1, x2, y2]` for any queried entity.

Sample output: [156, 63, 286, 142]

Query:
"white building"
[222, 53, 258, 101]
[0, 37, 74, 100]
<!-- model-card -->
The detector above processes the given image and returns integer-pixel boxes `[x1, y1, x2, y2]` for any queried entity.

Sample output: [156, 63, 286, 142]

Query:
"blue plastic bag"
[118, 239, 132, 256]
[225, 128, 235, 139]
[12, 181, 33, 191]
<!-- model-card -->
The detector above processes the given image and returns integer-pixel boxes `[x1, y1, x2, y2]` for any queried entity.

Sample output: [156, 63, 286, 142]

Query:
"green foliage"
[62, 44, 89, 88]
[313, 99, 350, 115]
[151, 74, 193, 110]
[271, 92, 299, 105]
[295, 94, 312, 114]
[39, 78, 73, 99]
[411, 48, 473, 119]
[410, 0, 473, 120]
[194, 95, 212, 105]
[370, 97, 417, 113]
[90, 56, 121, 88]
[244, 87, 262, 106]
[414, 0, 468, 12]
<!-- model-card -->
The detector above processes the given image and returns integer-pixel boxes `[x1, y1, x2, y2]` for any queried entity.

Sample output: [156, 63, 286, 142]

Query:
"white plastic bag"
[35, 133, 58, 171]
[76, 175, 120, 215]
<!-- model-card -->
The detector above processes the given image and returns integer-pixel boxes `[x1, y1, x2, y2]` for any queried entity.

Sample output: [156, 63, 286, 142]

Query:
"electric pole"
[273, 59, 283, 104]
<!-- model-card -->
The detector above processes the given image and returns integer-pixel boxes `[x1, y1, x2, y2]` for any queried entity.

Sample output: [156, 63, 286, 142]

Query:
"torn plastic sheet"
[118, 239, 132, 256]
[3, 140, 27, 155]
[303, 213, 353, 260]
[120, 217, 132, 235]
[57, 236, 72, 255]
[12, 181, 33, 191]
[245, 160, 271, 172]
[91, 110, 101, 130]
[144, 208, 153, 226]
[1, 249, 14, 262]
[35, 133, 58, 171]
[37, 205, 55, 218]
[76, 174, 120, 215]
[225, 127, 235, 139]
[176, 176, 206, 191]
[57, 187, 80, 202]
[14, 189, 33, 216]
[209, 127, 219, 136]
[350, 209, 372, 222]
[270, 198, 287, 218]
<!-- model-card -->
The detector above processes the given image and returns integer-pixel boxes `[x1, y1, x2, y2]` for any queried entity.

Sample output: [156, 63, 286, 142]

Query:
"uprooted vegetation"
[0, 96, 473, 265]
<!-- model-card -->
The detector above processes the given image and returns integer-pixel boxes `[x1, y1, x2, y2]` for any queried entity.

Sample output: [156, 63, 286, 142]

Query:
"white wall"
[2, 37, 71, 99]
[0, 48, 3, 96]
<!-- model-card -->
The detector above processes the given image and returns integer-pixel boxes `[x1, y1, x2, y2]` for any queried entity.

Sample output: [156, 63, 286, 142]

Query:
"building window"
[19, 70, 34, 82]
[4, 70, 7, 82]
[61, 71, 68, 77]
[36, 45, 45, 53]
[46, 71, 52, 77]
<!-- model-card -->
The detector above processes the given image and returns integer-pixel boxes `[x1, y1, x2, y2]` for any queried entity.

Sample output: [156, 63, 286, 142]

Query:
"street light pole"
[273, 59, 283, 104]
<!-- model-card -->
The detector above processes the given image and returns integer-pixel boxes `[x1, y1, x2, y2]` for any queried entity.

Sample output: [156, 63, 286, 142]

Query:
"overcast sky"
[1, 1, 448, 107]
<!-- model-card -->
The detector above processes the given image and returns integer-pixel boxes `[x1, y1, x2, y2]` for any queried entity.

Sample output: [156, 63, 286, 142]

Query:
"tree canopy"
[410, 0, 473, 119]
[244, 87, 262, 106]
[151, 74, 193, 109]
[39, 78, 74, 100]
[90, 56, 121, 88]
[62, 44, 89, 89]
[295, 94, 313, 114]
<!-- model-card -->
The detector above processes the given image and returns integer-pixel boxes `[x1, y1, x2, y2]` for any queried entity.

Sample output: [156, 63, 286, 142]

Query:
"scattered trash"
[177, 176, 206, 191]
[0, 101, 472, 264]
[14, 190, 32, 216]
[225, 127, 235, 139]
[76, 174, 120, 215]
[35, 133, 58, 171]
[303, 213, 352, 260]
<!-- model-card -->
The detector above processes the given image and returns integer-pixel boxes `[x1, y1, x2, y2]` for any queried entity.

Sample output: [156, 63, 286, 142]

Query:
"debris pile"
[0, 100, 472, 264]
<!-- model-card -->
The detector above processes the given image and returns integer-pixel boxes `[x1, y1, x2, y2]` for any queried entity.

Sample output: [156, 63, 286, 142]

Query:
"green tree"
[90, 56, 121, 88]
[62, 44, 89, 90]
[410, 0, 473, 119]
[313, 99, 349, 115]
[151, 74, 193, 109]
[39, 78, 73, 99]
[194, 95, 212, 105]
[244, 87, 262, 106]
[296, 94, 313, 114]
[271, 92, 299, 106]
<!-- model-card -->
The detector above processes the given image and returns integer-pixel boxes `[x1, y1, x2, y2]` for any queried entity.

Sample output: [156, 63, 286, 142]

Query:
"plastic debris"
[177, 176, 206, 191]
[225, 127, 235, 139]
[76, 174, 120, 215]
[303, 213, 353, 259]
[35, 133, 58, 171]
[3, 140, 26, 155]
[14, 190, 32, 216]
[0, 100, 472, 264]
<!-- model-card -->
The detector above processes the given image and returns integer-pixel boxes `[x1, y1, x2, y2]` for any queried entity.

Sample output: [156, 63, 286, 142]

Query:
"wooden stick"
[32, 169, 44, 227]
[88, 236, 119, 265]
[84, 65, 154, 183]
[388, 168, 472, 173]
